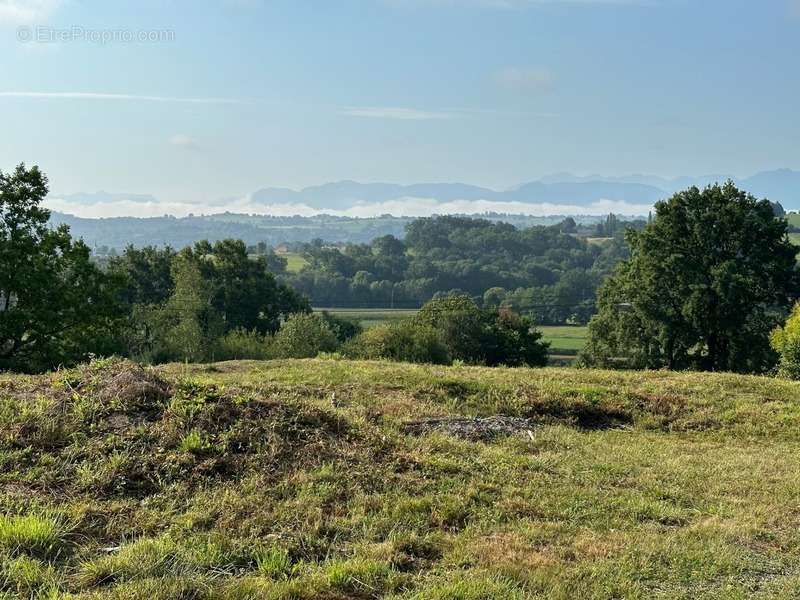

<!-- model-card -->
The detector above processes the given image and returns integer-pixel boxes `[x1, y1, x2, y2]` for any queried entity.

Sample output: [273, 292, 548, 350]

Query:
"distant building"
[274, 244, 290, 255]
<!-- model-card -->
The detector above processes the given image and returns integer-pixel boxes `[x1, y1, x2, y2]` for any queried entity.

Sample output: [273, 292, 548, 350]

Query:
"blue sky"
[1, 0, 799, 214]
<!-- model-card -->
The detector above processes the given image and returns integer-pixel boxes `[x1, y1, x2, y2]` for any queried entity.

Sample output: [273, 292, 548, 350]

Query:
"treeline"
[0, 165, 549, 372]
[54, 211, 609, 253]
[282, 215, 644, 325]
[109, 244, 548, 368]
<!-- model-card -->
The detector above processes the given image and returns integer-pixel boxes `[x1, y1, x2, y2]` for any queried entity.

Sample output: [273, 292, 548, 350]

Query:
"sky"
[1, 0, 799, 216]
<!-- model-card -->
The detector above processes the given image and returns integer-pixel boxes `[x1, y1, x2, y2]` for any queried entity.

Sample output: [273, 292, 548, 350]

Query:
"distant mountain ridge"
[49, 169, 800, 215]
[249, 180, 666, 209]
[247, 169, 800, 210]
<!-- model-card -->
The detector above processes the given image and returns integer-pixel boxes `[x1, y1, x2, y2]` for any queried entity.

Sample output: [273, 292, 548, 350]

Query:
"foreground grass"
[2, 358, 800, 598]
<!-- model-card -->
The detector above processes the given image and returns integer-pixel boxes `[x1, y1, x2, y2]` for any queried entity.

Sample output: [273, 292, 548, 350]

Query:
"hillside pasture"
[3, 358, 800, 598]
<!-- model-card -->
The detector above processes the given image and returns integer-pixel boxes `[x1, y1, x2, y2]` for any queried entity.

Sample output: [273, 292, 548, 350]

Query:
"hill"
[48, 212, 585, 251]
[2, 358, 800, 598]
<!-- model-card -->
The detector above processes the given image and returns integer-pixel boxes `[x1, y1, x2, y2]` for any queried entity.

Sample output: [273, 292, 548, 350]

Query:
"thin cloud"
[45, 194, 653, 219]
[0, 0, 61, 24]
[0, 92, 248, 105]
[342, 106, 458, 120]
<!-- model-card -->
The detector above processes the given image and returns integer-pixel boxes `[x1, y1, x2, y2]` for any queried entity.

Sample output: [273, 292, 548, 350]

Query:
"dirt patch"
[402, 416, 538, 441]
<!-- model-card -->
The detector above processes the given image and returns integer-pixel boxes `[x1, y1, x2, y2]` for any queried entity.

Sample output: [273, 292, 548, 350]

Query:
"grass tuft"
[0, 514, 69, 559]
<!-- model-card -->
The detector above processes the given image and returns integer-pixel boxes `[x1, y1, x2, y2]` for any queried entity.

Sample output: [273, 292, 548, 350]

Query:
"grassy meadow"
[537, 326, 588, 355]
[2, 357, 800, 598]
[283, 253, 309, 273]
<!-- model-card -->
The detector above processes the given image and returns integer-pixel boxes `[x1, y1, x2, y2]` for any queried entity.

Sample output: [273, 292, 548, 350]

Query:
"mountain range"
[48, 169, 800, 215]
[248, 169, 800, 210]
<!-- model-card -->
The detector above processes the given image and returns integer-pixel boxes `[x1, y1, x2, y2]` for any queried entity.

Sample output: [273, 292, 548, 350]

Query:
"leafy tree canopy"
[0, 164, 122, 372]
[582, 182, 798, 373]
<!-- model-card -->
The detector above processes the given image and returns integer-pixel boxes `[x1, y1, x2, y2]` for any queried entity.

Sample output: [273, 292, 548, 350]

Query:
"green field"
[538, 326, 589, 355]
[283, 252, 308, 273]
[3, 357, 800, 598]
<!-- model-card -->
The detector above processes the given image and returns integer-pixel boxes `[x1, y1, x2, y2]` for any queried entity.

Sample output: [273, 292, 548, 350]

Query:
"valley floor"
[2, 358, 800, 598]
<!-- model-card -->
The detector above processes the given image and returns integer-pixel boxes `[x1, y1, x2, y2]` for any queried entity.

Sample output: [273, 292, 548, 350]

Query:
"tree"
[582, 182, 798, 373]
[109, 245, 175, 306]
[161, 257, 224, 362]
[415, 294, 549, 366]
[770, 302, 800, 379]
[272, 313, 338, 358]
[0, 164, 122, 371]
[319, 311, 363, 343]
[489, 308, 549, 367]
[483, 287, 506, 309]
[182, 239, 308, 334]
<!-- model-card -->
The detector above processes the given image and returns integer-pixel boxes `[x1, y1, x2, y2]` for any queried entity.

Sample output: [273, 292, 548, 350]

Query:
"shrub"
[344, 321, 450, 365]
[771, 302, 800, 379]
[319, 311, 363, 343]
[415, 295, 489, 363]
[272, 313, 339, 359]
[415, 295, 549, 366]
[487, 308, 549, 367]
[213, 328, 272, 361]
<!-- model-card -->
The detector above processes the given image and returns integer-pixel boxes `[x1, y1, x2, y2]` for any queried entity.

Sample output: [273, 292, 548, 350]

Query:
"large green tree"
[183, 239, 309, 334]
[582, 182, 798, 373]
[0, 164, 121, 371]
[118, 239, 310, 362]
[109, 245, 176, 306]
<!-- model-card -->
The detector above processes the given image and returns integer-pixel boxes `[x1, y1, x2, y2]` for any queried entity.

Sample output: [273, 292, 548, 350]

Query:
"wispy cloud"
[495, 67, 554, 91]
[0, 0, 61, 25]
[169, 133, 200, 150]
[342, 106, 458, 120]
[0, 92, 247, 104]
